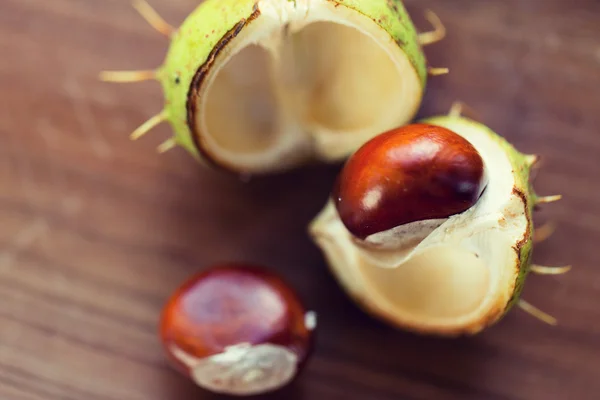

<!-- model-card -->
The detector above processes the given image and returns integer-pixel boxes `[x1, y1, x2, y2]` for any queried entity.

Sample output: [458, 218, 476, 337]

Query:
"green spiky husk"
[158, 0, 258, 159]
[156, 0, 427, 161]
[421, 115, 537, 313]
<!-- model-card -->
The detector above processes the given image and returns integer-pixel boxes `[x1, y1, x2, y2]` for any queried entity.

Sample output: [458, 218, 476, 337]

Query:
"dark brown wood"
[1, 0, 599, 399]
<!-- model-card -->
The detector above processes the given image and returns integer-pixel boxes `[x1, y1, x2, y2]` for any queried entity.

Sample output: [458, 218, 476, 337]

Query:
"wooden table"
[2, 1, 599, 399]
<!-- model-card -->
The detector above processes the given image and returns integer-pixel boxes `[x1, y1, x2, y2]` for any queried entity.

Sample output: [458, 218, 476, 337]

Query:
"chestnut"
[160, 263, 316, 396]
[332, 123, 488, 239]
[310, 110, 568, 337]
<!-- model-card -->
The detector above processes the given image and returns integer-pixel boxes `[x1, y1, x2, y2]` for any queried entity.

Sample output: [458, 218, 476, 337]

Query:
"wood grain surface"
[1, 1, 599, 399]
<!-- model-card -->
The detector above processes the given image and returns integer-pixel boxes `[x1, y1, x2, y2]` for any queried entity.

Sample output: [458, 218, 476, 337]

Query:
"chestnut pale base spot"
[169, 342, 300, 396]
[359, 246, 490, 320]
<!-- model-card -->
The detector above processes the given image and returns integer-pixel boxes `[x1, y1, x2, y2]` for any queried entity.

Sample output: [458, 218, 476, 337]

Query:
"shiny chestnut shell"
[159, 263, 314, 395]
[333, 123, 488, 239]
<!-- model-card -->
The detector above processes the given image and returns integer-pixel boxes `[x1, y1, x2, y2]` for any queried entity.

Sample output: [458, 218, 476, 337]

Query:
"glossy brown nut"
[332, 123, 488, 239]
[160, 263, 315, 396]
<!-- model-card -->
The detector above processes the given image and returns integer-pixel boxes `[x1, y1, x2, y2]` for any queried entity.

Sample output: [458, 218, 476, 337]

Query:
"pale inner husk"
[361, 246, 490, 320]
[204, 45, 280, 154]
[196, 0, 422, 172]
[309, 118, 529, 335]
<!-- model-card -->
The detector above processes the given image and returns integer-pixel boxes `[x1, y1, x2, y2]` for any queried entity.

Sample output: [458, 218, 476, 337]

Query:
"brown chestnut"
[159, 263, 316, 396]
[333, 123, 488, 239]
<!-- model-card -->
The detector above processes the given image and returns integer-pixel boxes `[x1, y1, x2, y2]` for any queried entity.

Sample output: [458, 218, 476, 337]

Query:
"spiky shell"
[309, 114, 545, 336]
[155, 0, 428, 168]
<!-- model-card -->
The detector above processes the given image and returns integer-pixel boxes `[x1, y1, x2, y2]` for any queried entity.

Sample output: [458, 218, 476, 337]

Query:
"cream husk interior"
[309, 118, 529, 335]
[196, 0, 422, 172]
